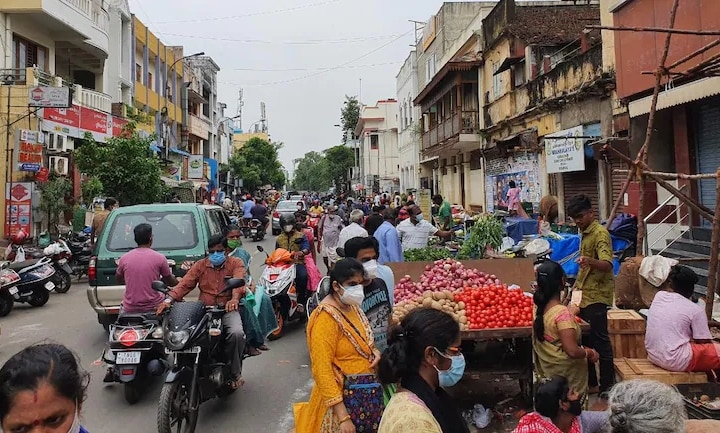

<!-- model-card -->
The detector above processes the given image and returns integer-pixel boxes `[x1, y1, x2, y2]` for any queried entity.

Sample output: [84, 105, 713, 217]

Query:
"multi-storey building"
[396, 50, 421, 193]
[354, 99, 400, 194]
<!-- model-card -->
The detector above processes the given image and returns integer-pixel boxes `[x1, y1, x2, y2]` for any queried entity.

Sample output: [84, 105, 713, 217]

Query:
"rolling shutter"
[562, 158, 600, 210]
[695, 99, 720, 212]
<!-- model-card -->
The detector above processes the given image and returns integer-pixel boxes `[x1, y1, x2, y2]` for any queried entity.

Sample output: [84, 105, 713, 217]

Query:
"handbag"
[343, 373, 383, 432]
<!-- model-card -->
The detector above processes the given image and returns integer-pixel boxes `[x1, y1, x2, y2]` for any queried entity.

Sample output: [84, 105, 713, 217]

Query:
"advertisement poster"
[417, 189, 432, 219]
[485, 154, 541, 212]
[188, 155, 203, 179]
[5, 183, 33, 237]
[40, 106, 128, 142]
[545, 125, 585, 174]
[16, 129, 44, 172]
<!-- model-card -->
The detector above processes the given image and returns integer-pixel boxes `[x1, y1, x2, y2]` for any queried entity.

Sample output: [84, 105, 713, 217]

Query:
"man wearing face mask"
[396, 205, 453, 252]
[276, 213, 311, 309]
[156, 235, 247, 389]
[342, 236, 393, 353]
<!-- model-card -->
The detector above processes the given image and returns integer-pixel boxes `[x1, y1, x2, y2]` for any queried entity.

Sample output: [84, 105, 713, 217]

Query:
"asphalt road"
[0, 235, 313, 433]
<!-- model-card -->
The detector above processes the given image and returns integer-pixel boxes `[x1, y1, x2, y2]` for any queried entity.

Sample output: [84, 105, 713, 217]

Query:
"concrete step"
[681, 226, 713, 242]
[671, 238, 713, 256]
[652, 248, 710, 270]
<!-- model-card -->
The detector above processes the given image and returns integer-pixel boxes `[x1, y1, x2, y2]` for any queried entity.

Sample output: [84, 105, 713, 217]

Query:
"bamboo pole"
[641, 38, 720, 74]
[612, 169, 718, 180]
[587, 25, 720, 36]
[704, 168, 720, 320]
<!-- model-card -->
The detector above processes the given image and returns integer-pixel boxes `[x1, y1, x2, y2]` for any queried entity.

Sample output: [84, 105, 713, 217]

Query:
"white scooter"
[256, 245, 305, 340]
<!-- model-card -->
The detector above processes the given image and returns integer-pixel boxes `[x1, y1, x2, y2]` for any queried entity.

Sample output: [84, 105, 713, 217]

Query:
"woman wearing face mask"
[294, 258, 381, 433]
[0, 343, 90, 433]
[514, 376, 607, 433]
[377, 308, 469, 433]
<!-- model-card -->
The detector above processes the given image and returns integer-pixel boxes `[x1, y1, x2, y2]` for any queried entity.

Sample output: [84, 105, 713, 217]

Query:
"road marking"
[275, 378, 314, 433]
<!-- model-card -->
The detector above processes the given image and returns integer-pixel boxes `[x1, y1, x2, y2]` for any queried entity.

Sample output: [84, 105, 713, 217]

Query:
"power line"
[158, 32, 404, 45]
[229, 30, 413, 87]
[133, 0, 166, 37]
[154, 0, 344, 24]
[224, 61, 402, 73]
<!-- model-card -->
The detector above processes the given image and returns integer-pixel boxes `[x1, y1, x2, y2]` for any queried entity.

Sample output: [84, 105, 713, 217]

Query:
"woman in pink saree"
[298, 218, 322, 293]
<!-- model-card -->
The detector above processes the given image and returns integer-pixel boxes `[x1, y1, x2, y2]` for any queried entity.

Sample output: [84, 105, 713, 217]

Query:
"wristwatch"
[163, 297, 173, 304]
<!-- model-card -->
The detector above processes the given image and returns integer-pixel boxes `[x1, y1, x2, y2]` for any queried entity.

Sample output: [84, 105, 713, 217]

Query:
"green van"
[86, 203, 231, 330]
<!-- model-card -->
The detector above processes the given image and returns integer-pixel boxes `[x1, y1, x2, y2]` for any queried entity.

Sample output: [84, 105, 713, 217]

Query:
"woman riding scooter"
[275, 214, 311, 311]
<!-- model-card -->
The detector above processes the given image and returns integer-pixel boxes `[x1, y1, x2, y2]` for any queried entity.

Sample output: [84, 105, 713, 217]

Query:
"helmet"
[280, 213, 296, 229]
[313, 200, 319, 206]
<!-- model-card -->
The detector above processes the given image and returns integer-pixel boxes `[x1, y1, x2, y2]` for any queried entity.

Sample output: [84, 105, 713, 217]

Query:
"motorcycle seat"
[117, 313, 161, 325]
[8, 259, 42, 270]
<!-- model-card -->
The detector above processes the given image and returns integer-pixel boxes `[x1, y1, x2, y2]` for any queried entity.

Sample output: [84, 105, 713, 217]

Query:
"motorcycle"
[247, 218, 266, 242]
[306, 276, 330, 319]
[307, 212, 321, 239]
[105, 313, 166, 404]
[28, 240, 74, 293]
[0, 262, 21, 317]
[62, 232, 92, 280]
[152, 278, 246, 433]
[257, 246, 304, 340]
[5, 257, 57, 308]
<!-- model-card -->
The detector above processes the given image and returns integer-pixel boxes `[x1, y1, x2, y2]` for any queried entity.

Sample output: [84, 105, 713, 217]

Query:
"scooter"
[248, 218, 266, 242]
[31, 240, 73, 293]
[306, 276, 330, 319]
[0, 262, 21, 317]
[104, 313, 166, 405]
[307, 212, 321, 239]
[256, 246, 304, 340]
[5, 257, 56, 308]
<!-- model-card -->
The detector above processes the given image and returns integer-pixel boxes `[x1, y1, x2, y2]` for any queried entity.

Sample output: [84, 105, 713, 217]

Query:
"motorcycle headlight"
[165, 330, 190, 350]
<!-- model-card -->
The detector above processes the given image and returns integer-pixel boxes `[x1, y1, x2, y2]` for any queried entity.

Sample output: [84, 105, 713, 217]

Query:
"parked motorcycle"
[256, 246, 304, 340]
[31, 240, 74, 293]
[0, 262, 21, 317]
[5, 257, 56, 308]
[248, 218, 266, 242]
[62, 232, 92, 280]
[105, 313, 166, 404]
[152, 277, 246, 433]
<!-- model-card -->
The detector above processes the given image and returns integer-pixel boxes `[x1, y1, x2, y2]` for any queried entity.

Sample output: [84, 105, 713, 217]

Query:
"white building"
[184, 56, 220, 160]
[105, 0, 133, 105]
[354, 99, 400, 194]
[396, 50, 421, 193]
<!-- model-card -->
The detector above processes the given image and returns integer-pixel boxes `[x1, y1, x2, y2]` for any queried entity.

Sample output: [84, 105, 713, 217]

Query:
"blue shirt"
[242, 200, 254, 218]
[374, 221, 403, 264]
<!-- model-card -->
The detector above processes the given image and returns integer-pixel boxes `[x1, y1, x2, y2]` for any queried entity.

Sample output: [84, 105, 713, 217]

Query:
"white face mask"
[283, 225, 294, 233]
[67, 404, 81, 433]
[363, 260, 379, 279]
[339, 283, 365, 306]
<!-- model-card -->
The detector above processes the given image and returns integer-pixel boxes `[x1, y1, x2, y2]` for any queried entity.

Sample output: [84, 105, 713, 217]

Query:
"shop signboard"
[5, 182, 33, 237]
[417, 189, 432, 219]
[28, 86, 71, 108]
[545, 125, 585, 174]
[188, 155, 204, 179]
[40, 105, 128, 142]
[16, 129, 44, 172]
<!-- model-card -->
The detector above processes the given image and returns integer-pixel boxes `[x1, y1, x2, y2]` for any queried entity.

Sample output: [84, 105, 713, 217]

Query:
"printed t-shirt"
[361, 278, 392, 353]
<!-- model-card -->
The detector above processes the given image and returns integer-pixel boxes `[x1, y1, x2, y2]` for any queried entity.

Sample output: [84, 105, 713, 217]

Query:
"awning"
[420, 155, 440, 164]
[169, 147, 191, 157]
[494, 56, 524, 75]
[628, 77, 720, 118]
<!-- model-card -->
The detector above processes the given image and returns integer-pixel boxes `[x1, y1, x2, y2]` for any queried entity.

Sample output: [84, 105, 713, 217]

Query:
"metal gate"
[695, 100, 720, 215]
[563, 159, 600, 211]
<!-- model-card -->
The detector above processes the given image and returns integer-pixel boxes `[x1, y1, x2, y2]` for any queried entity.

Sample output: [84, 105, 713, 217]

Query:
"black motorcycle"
[248, 218, 266, 242]
[0, 263, 21, 317]
[62, 232, 92, 280]
[152, 277, 245, 433]
[105, 313, 166, 404]
[5, 257, 56, 308]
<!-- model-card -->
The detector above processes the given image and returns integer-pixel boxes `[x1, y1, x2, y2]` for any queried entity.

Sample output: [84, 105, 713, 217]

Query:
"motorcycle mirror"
[257, 246, 264, 252]
[151, 280, 168, 293]
[223, 278, 245, 292]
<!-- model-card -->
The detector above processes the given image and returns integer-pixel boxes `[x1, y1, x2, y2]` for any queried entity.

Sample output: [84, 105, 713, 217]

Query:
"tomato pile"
[455, 285, 534, 329]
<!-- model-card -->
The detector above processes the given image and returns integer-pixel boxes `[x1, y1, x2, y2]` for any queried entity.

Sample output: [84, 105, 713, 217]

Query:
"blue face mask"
[433, 348, 466, 388]
[415, 214, 424, 222]
[208, 251, 226, 267]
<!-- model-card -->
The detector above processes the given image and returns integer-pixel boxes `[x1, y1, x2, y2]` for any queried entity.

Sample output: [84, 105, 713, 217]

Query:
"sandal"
[258, 345, 270, 351]
[229, 375, 245, 389]
[246, 347, 262, 356]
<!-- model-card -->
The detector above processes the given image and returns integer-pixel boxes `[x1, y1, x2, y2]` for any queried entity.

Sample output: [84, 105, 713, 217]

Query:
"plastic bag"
[14, 247, 25, 263]
[473, 404, 492, 429]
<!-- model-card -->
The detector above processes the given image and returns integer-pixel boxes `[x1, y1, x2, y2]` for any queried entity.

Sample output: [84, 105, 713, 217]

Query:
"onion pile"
[394, 259, 502, 303]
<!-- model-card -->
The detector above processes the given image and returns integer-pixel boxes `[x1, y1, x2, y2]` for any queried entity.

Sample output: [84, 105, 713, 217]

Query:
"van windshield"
[106, 212, 198, 252]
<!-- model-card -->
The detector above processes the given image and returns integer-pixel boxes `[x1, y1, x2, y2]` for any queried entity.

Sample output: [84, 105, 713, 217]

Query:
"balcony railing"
[421, 111, 480, 150]
[74, 86, 112, 113]
[61, 0, 91, 16]
[92, 7, 109, 33]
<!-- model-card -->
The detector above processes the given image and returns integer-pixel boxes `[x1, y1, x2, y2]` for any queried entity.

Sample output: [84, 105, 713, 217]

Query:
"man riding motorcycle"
[156, 234, 247, 389]
[275, 214, 311, 311]
[308, 200, 324, 216]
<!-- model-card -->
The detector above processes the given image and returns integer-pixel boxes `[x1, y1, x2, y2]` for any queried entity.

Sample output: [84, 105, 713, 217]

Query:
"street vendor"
[432, 194, 453, 230]
[645, 265, 720, 372]
[397, 205, 452, 251]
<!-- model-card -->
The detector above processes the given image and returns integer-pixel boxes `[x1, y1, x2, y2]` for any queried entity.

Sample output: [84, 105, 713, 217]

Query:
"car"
[272, 200, 302, 235]
[289, 195, 303, 202]
[86, 203, 231, 331]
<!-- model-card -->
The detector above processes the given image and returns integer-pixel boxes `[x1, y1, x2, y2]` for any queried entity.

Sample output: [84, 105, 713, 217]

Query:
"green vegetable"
[458, 215, 504, 259]
[403, 247, 452, 262]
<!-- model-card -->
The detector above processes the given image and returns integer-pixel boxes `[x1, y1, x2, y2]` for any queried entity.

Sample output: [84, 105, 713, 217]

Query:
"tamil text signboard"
[40, 105, 128, 142]
[16, 129, 43, 172]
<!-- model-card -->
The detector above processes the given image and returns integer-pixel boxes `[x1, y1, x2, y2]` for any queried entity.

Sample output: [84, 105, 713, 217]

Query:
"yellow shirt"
[309, 206, 324, 215]
[378, 391, 441, 433]
[576, 220, 614, 308]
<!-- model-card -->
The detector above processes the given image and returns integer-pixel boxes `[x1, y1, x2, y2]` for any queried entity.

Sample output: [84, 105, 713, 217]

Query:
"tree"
[324, 145, 355, 193]
[74, 128, 167, 205]
[229, 137, 285, 192]
[293, 151, 330, 191]
[340, 95, 361, 143]
[38, 174, 73, 234]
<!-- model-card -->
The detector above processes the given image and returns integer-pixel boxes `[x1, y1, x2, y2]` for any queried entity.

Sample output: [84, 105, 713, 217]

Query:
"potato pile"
[392, 290, 469, 331]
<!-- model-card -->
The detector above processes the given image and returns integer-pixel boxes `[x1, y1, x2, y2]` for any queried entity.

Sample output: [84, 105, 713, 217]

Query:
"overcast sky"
[129, 0, 443, 172]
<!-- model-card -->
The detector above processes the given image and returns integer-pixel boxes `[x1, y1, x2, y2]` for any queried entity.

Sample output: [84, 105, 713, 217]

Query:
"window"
[370, 134, 379, 150]
[408, 95, 413, 124]
[513, 61, 526, 88]
[136, 63, 142, 82]
[147, 72, 153, 91]
[492, 62, 501, 99]
[13, 35, 48, 71]
[426, 53, 436, 81]
[107, 212, 198, 251]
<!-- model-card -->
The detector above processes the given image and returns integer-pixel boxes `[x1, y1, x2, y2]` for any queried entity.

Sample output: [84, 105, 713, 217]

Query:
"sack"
[615, 256, 645, 309]
[343, 374, 383, 432]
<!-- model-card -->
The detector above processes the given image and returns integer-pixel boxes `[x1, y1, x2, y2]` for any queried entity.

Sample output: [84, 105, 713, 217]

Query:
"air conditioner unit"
[46, 133, 68, 152]
[49, 156, 69, 175]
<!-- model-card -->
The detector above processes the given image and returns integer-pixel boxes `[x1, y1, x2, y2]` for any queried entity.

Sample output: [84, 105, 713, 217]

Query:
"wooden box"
[608, 309, 648, 359]
[614, 358, 707, 385]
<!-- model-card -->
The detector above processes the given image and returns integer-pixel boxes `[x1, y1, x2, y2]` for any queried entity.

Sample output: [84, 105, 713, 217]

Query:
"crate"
[614, 358, 707, 385]
[608, 310, 647, 359]
[675, 383, 720, 420]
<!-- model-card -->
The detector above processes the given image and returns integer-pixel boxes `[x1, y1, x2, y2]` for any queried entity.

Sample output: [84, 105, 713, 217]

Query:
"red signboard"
[79, 107, 110, 135]
[40, 105, 129, 142]
[5, 183, 32, 237]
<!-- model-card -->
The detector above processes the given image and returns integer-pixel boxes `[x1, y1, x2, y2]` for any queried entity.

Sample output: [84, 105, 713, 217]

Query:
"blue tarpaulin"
[170, 147, 191, 157]
[149, 142, 161, 152]
[549, 234, 631, 278]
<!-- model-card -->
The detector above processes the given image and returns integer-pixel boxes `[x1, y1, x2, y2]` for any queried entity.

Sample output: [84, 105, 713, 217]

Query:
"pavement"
[0, 235, 313, 433]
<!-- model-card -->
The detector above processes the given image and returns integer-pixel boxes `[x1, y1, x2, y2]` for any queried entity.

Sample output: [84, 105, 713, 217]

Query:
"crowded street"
[0, 235, 314, 433]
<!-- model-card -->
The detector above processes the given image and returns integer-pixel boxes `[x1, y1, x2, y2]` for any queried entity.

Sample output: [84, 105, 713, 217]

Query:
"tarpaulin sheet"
[549, 234, 631, 278]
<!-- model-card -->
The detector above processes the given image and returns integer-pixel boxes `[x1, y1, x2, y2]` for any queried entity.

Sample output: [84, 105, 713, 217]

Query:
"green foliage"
[81, 177, 103, 207]
[74, 131, 166, 205]
[324, 145, 354, 192]
[340, 95, 360, 143]
[458, 215, 504, 259]
[38, 174, 73, 234]
[293, 151, 330, 191]
[124, 104, 154, 125]
[403, 247, 452, 262]
[229, 137, 285, 192]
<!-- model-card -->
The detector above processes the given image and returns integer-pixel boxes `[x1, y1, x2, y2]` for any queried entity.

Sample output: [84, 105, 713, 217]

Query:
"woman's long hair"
[533, 260, 566, 341]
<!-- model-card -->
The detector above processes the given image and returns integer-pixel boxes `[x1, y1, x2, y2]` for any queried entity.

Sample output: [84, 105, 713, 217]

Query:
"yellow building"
[233, 132, 269, 150]
[132, 16, 183, 139]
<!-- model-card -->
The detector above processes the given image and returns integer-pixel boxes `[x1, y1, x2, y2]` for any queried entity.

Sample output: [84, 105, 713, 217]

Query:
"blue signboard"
[20, 163, 41, 172]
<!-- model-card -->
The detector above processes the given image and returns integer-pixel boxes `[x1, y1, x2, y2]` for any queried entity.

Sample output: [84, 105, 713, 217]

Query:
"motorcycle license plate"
[165, 346, 201, 355]
[44, 281, 55, 291]
[116, 351, 141, 365]
[8, 286, 18, 295]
